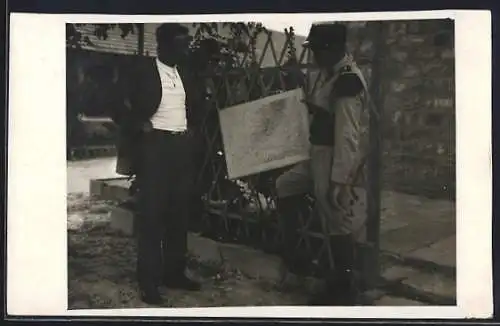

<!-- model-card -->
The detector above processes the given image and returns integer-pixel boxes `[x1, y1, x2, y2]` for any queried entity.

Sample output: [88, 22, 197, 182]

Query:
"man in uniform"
[275, 22, 369, 305]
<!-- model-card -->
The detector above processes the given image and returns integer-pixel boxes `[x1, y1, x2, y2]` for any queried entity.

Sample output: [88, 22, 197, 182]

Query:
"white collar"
[156, 58, 177, 73]
[332, 54, 354, 73]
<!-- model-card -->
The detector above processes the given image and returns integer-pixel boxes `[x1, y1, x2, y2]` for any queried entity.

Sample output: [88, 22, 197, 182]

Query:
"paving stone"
[380, 219, 409, 233]
[402, 270, 456, 299]
[374, 295, 426, 306]
[382, 265, 416, 282]
[380, 219, 455, 256]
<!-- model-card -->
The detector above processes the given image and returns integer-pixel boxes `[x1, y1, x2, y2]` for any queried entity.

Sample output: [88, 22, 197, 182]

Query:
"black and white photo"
[7, 11, 492, 318]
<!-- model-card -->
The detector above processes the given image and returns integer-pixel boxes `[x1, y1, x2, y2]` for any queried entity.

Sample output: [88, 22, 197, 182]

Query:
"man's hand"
[302, 98, 330, 112]
[329, 183, 352, 214]
[301, 99, 321, 114]
[141, 120, 153, 133]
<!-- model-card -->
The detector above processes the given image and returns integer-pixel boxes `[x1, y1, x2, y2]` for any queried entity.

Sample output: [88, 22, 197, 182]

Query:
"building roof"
[73, 23, 307, 67]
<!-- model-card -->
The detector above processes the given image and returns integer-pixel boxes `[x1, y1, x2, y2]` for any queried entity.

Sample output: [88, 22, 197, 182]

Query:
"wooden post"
[364, 21, 385, 289]
[137, 23, 145, 56]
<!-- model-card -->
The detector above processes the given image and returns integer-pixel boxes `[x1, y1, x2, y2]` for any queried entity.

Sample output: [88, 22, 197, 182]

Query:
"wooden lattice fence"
[66, 22, 386, 284]
[191, 23, 385, 282]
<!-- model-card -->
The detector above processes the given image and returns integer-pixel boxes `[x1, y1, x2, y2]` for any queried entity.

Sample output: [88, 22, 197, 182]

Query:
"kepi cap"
[302, 22, 347, 50]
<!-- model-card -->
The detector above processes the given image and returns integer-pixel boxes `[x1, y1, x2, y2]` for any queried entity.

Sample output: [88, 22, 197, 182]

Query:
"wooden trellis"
[69, 22, 384, 285]
[192, 23, 385, 284]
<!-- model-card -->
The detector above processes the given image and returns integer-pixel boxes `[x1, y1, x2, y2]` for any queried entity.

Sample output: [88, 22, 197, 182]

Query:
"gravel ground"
[67, 193, 307, 309]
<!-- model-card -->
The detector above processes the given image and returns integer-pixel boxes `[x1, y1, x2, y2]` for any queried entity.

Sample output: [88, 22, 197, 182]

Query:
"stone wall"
[348, 19, 455, 200]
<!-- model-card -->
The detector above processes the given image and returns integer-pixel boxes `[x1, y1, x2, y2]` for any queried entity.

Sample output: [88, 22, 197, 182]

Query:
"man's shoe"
[163, 274, 201, 291]
[139, 287, 164, 305]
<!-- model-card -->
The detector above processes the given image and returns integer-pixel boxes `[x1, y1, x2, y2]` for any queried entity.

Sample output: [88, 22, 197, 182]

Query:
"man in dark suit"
[112, 23, 203, 305]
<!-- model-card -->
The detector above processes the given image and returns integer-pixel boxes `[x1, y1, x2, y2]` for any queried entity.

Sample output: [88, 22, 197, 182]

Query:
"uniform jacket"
[308, 55, 370, 186]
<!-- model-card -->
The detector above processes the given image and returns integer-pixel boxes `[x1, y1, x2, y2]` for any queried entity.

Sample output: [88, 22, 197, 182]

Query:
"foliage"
[65, 22, 305, 71]
[66, 23, 137, 49]
[189, 22, 269, 72]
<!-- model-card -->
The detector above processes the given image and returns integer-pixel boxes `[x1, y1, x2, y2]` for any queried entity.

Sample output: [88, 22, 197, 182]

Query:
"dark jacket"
[111, 57, 204, 176]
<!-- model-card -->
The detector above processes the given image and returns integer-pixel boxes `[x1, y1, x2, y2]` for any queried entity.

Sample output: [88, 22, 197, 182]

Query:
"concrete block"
[108, 184, 130, 201]
[110, 206, 135, 236]
[106, 179, 131, 200]
[92, 178, 131, 202]
[187, 233, 223, 265]
[218, 242, 283, 282]
[89, 179, 104, 197]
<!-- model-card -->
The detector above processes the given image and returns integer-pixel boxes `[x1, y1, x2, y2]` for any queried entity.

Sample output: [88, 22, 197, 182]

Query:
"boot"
[331, 234, 358, 305]
[309, 234, 358, 305]
[277, 195, 310, 276]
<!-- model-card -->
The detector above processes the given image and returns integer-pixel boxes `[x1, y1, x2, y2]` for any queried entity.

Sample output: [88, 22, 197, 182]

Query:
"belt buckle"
[172, 129, 188, 135]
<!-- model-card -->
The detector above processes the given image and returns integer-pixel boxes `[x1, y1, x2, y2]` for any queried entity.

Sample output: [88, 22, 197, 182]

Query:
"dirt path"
[68, 194, 307, 309]
[67, 158, 456, 308]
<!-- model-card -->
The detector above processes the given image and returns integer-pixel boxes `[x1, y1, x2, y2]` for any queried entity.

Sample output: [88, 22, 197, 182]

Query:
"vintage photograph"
[66, 19, 456, 309]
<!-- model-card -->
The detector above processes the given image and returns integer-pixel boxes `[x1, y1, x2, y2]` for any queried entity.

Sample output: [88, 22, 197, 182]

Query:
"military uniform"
[275, 23, 370, 305]
[276, 56, 368, 239]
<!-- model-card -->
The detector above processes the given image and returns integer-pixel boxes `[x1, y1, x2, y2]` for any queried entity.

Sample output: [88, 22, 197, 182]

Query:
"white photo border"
[7, 10, 492, 318]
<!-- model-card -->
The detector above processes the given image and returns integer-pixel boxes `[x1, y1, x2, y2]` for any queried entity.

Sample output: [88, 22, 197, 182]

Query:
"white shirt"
[150, 58, 188, 131]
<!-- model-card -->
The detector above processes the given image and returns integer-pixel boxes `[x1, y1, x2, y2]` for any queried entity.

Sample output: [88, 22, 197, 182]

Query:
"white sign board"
[219, 88, 311, 179]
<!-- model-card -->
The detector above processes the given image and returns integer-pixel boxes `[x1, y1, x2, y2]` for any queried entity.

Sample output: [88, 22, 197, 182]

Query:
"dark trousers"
[136, 129, 194, 289]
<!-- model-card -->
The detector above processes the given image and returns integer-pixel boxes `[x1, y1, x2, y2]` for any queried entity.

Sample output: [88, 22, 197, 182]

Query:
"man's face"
[157, 33, 192, 65]
[312, 46, 344, 67]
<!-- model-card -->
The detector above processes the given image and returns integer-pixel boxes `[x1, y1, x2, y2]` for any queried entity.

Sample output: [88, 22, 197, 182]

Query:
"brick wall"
[349, 19, 455, 199]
